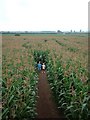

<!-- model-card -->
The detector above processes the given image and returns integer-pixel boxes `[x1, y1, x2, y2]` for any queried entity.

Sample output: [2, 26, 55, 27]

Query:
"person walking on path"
[42, 63, 45, 73]
[37, 61, 42, 71]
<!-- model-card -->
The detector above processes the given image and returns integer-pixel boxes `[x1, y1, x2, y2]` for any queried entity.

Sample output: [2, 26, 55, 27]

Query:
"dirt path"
[36, 70, 66, 119]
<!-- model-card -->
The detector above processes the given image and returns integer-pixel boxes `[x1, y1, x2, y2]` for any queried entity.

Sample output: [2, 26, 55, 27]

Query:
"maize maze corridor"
[36, 67, 66, 119]
[33, 50, 66, 119]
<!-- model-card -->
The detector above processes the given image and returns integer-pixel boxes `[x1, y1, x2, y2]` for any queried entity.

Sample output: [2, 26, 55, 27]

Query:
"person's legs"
[38, 67, 41, 71]
[42, 69, 45, 73]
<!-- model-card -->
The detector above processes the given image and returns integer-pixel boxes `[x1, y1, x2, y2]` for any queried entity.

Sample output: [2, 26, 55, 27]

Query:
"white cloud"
[0, 0, 89, 31]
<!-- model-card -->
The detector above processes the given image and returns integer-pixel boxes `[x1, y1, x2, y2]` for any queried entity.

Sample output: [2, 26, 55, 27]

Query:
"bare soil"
[36, 70, 66, 120]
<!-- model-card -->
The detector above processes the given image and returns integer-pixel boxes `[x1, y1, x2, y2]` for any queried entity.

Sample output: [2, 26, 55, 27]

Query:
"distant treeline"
[1, 31, 89, 34]
[1, 31, 57, 34]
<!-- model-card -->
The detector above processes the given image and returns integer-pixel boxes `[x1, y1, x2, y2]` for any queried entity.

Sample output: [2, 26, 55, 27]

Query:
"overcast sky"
[0, 0, 89, 31]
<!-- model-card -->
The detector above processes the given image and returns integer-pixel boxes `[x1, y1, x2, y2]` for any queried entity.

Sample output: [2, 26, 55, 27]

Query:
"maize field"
[2, 33, 90, 120]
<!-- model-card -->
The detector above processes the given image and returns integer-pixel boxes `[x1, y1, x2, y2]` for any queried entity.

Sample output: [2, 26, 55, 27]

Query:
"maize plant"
[2, 49, 38, 119]
[46, 56, 89, 120]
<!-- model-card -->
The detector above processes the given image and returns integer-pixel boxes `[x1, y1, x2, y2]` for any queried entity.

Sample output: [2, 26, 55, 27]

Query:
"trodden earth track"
[36, 70, 67, 120]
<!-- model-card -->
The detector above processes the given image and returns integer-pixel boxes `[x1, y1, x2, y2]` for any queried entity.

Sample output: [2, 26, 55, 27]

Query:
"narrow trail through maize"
[36, 70, 66, 119]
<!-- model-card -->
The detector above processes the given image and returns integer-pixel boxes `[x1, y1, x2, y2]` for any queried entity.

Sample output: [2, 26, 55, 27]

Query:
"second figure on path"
[42, 63, 45, 73]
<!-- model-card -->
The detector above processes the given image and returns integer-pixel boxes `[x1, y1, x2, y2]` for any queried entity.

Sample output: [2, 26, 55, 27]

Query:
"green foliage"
[67, 47, 78, 52]
[2, 50, 38, 119]
[46, 56, 89, 120]
[22, 42, 31, 49]
[55, 40, 66, 46]
[33, 50, 49, 64]
[15, 34, 20, 36]
[63, 38, 68, 40]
